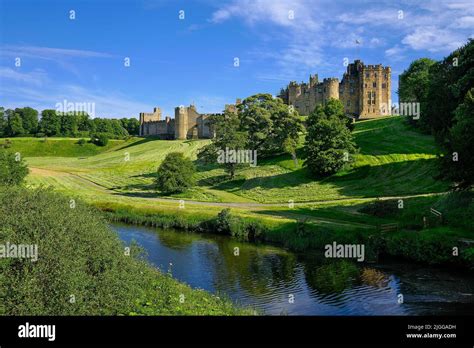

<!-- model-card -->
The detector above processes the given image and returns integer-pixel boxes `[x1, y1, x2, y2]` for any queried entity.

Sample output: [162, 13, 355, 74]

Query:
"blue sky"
[0, 0, 472, 118]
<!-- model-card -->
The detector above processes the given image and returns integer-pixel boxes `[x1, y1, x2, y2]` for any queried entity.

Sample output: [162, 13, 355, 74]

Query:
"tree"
[121, 118, 140, 136]
[0, 150, 29, 186]
[238, 94, 302, 155]
[423, 39, 474, 140]
[303, 107, 356, 177]
[39, 109, 61, 136]
[439, 88, 474, 189]
[60, 113, 79, 137]
[398, 58, 436, 128]
[156, 152, 195, 194]
[15, 107, 39, 135]
[323, 98, 354, 131]
[399, 58, 436, 102]
[0, 107, 6, 136]
[198, 111, 248, 179]
[5, 110, 25, 136]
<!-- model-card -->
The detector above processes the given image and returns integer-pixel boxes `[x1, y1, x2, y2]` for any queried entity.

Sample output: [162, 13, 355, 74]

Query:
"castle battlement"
[139, 104, 215, 139]
[278, 60, 391, 119]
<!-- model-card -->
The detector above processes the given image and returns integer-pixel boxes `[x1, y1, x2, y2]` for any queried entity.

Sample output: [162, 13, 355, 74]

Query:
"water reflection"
[113, 223, 474, 315]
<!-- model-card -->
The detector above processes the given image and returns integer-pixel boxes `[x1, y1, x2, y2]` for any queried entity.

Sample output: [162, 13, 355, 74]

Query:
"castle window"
[373, 82, 377, 88]
[323, 87, 327, 93]
[365, 72, 370, 78]
[350, 88, 354, 94]
[374, 73, 377, 78]
[384, 74, 388, 79]
[364, 83, 367, 88]
[368, 91, 376, 105]
[382, 83, 386, 89]
[347, 101, 351, 106]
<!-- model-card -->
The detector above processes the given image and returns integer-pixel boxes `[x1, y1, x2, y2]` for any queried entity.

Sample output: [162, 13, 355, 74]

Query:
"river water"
[112, 223, 474, 315]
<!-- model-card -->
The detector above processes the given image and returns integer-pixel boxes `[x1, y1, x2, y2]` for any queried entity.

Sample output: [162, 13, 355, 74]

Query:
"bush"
[0, 150, 29, 186]
[91, 133, 109, 146]
[214, 208, 265, 241]
[0, 139, 12, 149]
[156, 152, 195, 194]
[359, 199, 400, 217]
[77, 138, 86, 146]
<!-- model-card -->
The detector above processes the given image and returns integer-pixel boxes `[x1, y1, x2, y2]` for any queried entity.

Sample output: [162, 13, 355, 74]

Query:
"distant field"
[0, 137, 128, 157]
[22, 116, 449, 204]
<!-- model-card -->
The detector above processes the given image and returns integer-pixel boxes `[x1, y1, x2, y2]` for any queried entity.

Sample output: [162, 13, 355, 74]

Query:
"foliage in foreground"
[0, 187, 250, 315]
[0, 149, 29, 186]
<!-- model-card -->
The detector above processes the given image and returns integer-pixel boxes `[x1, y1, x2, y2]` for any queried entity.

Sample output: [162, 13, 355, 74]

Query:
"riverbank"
[97, 198, 474, 270]
[0, 187, 253, 316]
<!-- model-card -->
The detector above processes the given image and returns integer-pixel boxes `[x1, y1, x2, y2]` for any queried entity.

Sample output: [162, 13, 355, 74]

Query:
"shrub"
[214, 209, 266, 241]
[359, 199, 400, 217]
[91, 133, 109, 146]
[156, 152, 195, 194]
[0, 139, 12, 149]
[0, 150, 29, 186]
[77, 138, 86, 146]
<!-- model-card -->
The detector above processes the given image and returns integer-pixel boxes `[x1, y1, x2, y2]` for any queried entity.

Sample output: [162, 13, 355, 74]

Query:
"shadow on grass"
[114, 137, 163, 151]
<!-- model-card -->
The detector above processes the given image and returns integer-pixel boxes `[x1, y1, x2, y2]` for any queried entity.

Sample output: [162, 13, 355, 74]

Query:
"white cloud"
[0, 45, 115, 60]
[210, 0, 320, 32]
[452, 16, 474, 29]
[0, 68, 48, 86]
[402, 26, 465, 52]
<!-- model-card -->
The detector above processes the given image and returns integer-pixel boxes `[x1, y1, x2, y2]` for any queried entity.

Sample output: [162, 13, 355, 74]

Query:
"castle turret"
[174, 106, 188, 140]
[322, 78, 339, 102]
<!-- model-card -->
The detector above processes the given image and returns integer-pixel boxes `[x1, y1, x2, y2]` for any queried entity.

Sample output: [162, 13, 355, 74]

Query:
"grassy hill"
[0, 137, 128, 157]
[20, 116, 449, 204]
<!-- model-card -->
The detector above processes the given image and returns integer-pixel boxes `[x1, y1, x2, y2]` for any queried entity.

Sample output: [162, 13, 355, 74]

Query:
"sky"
[0, 0, 473, 119]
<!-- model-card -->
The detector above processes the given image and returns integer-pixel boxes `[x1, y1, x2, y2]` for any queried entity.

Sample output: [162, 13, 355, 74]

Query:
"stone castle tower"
[279, 60, 391, 118]
[139, 104, 213, 139]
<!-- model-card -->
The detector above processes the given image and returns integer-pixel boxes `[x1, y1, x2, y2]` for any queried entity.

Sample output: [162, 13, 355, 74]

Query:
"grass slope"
[21, 116, 449, 204]
[0, 137, 128, 157]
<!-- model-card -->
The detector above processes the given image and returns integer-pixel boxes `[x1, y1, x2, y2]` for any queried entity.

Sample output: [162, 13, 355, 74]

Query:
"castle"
[139, 60, 391, 138]
[139, 105, 215, 139]
[278, 60, 391, 118]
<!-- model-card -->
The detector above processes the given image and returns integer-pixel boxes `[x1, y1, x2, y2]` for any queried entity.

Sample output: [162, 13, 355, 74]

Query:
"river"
[112, 223, 474, 315]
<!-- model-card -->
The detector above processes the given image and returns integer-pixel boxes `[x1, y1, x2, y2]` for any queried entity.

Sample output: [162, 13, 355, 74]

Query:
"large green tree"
[440, 88, 474, 189]
[39, 109, 61, 136]
[198, 111, 248, 179]
[304, 101, 357, 177]
[238, 94, 302, 155]
[399, 58, 436, 102]
[60, 113, 79, 137]
[0, 107, 5, 136]
[423, 39, 474, 140]
[5, 110, 25, 136]
[398, 58, 435, 128]
[156, 152, 195, 194]
[15, 107, 39, 135]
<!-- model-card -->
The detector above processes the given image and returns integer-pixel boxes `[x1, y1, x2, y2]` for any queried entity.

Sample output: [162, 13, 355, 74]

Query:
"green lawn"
[0, 137, 128, 157]
[20, 116, 450, 204]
